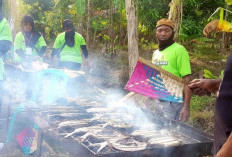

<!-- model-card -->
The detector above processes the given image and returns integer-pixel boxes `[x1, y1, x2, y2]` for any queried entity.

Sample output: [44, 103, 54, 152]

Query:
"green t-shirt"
[0, 18, 12, 42]
[0, 18, 12, 80]
[53, 32, 86, 63]
[14, 32, 46, 62]
[152, 43, 191, 78]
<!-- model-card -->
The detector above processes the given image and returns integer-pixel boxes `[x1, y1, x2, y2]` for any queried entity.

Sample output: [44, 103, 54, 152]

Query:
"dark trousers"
[59, 61, 81, 71]
[0, 40, 12, 57]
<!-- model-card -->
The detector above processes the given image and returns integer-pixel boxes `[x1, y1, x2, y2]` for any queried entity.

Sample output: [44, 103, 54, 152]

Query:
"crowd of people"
[0, 14, 89, 152]
[13, 15, 88, 70]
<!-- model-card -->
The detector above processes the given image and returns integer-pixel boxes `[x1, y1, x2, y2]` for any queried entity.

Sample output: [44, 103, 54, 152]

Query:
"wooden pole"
[125, 0, 139, 76]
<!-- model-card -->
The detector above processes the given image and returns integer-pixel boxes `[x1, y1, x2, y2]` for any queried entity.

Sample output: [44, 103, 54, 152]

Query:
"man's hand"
[179, 106, 190, 122]
[188, 79, 221, 96]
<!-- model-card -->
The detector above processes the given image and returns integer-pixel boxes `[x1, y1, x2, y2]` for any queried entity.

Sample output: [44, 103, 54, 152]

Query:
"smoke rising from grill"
[104, 91, 157, 131]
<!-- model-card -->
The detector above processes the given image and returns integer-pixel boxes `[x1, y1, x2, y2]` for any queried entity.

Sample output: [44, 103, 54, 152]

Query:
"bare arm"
[179, 75, 191, 122]
[216, 133, 232, 157]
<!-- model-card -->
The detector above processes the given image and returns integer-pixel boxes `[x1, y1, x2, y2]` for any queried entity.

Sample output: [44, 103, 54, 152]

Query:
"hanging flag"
[125, 57, 185, 103]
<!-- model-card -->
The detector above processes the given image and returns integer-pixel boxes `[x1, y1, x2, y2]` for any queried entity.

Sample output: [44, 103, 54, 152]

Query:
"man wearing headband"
[151, 18, 192, 122]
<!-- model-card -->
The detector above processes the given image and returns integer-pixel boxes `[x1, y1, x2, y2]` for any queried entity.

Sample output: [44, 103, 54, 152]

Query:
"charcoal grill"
[33, 98, 213, 157]
[4, 65, 213, 157]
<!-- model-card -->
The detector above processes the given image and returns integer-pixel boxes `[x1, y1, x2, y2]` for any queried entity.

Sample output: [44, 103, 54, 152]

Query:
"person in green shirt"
[52, 19, 88, 71]
[0, 14, 12, 122]
[0, 16, 12, 78]
[151, 18, 192, 122]
[14, 15, 47, 63]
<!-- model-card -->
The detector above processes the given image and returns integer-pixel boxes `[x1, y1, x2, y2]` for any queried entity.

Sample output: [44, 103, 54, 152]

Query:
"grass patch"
[189, 110, 214, 134]
[189, 94, 216, 134]
[190, 94, 216, 111]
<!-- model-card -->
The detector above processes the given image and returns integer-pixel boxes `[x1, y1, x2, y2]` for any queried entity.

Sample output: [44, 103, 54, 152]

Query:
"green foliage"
[190, 95, 216, 111]
[139, 0, 169, 32]
[179, 0, 225, 41]
[44, 10, 63, 42]
[203, 69, 218, 79]
[226, 0, 232, 5]
[91, 17, 109, 31]
[22, 0, 54, 21]
[220, 70, 225, 78]
[14, 0, 229, 49]
[204, 69, 224, 79]
[91, 0, 109, 10]
[190, 94, 216, 134]
[2, 0, 10, 19]
[193, 37, 215, 42]
[76, 0, 85, 17]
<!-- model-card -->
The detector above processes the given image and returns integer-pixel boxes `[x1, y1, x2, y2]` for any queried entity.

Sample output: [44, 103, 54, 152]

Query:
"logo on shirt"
[152, 50, 168, 66]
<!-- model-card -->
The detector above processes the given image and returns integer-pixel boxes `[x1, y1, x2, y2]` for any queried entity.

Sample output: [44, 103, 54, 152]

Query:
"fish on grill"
[58, 119, 91, 128]
[148, 136, 181, 146]
[109, 137, 147, 151]
[94, 129, 127, 140]
[86, 107, 115, 113]
[131, 129, 181, 147]
[131, 129, 161, 139]
[104, 121, 132, 129]
[62, 126, 103, 140]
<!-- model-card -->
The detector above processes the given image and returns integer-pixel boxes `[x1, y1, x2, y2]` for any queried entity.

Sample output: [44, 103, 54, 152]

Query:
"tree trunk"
[109, 0, 114, 54]
[222, 5, 230, 53]
[168, 0, 182, 39]
[125, 0, 139, 76]
[86, 0, 90, 47]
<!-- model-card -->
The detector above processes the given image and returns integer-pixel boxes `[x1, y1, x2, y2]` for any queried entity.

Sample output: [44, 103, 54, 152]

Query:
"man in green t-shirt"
[151, 18, 192, 122]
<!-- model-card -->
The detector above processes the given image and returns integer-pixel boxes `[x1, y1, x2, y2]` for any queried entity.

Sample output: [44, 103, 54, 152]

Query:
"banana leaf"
[217, 20, 232, 32]
[226, 0, 232, 5]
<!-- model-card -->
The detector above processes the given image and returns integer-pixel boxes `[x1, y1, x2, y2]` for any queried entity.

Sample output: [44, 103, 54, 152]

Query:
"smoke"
[3, 68, 68, 106]
[103, 90, 157, 130]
